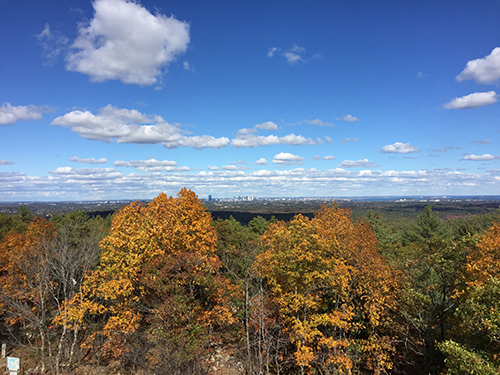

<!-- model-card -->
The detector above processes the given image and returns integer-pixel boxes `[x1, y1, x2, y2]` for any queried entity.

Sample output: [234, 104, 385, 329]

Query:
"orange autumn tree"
[460, 222, 500, 291]
[438, 222, 500, 374]
[254, 204, 398, 375]
[58, 189, 238, 369]
[0, 219, 57, 373]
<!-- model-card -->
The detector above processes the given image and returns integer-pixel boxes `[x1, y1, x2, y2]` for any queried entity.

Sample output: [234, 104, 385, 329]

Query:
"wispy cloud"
[303, 119, 333, 127]
[267, 47, 279, 58]
[338, 159, 379, 168]
[341, 114, 361, 122]
[113, 158, 190, 172]
[222, 165, 247, 171]
[432, 146, 460, 152]
[267, 44, 317, 65]
[283, 52, 305, 65]
[342, 138, 360, 144]
[70, 156, 108, 164]
[48, 167, 122, 179]
[36, 23, 69, 65]
[254, 121, 278, 130]
[0, 160, 13, 165]
[471, 139, 492, 145]
[312, 155, 336, 161]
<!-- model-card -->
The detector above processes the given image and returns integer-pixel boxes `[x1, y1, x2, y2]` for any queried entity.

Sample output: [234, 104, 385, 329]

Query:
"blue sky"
[1, 0, 500, 201]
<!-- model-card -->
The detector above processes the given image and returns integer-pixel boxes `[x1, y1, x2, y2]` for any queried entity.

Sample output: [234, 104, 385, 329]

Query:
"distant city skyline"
[1, 0, 500, 201]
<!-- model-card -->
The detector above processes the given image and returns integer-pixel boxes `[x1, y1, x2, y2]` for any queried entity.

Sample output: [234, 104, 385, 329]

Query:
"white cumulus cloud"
[66, 0, 190, 85]
[70, 156, 108, 164]
[338, 159, 379, 168]
[52, 105, 229, 149]
[444, 91, 498, 109]
[231, 134, 279, 148]
[456, 47, 500, 84]
[231, 131, 323, 148]
[461, 154, 500, 161]
[381, 142, 420, 154]
[0, 103, 46, 125]
[272, 152, 305, 165]
[254, 158, 268, 165]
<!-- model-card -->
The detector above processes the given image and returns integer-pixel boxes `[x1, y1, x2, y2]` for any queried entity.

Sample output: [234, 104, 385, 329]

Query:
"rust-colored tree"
[59, 189, 238, 373]
[0, 213, 106, 375]
[254, 204, 399, 374]
[0, 219, 57, 373]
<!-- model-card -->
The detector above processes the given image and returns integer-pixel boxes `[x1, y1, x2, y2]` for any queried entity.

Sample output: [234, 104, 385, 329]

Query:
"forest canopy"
[1, 189, 500, 375]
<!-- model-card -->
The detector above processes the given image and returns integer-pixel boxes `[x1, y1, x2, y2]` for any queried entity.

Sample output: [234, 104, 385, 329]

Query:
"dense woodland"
[1, 189, 500, 374]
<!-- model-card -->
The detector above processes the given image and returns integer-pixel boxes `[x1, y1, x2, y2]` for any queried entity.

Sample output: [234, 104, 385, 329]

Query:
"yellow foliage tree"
[439, 222, 500, 373]
[461, 222, 500, 291]
[58, 189, 238, 367]
[255, 204, 398, 374]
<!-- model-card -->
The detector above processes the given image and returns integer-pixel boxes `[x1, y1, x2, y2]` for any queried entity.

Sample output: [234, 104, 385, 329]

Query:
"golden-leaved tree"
[439, 222, 500, 374]
[254, 204, 399, 374]
[57, 189, 238, 371]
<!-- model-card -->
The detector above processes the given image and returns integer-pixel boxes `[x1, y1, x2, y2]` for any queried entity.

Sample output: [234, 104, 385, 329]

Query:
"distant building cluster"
[207, 195, 257, 202]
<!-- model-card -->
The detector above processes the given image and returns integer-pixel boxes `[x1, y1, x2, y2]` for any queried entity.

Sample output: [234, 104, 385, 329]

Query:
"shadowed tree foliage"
[402, 206, 450, 246]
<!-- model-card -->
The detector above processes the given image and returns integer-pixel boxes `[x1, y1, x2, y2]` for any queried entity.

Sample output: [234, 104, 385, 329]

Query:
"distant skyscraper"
[208, 195, 212, 201]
